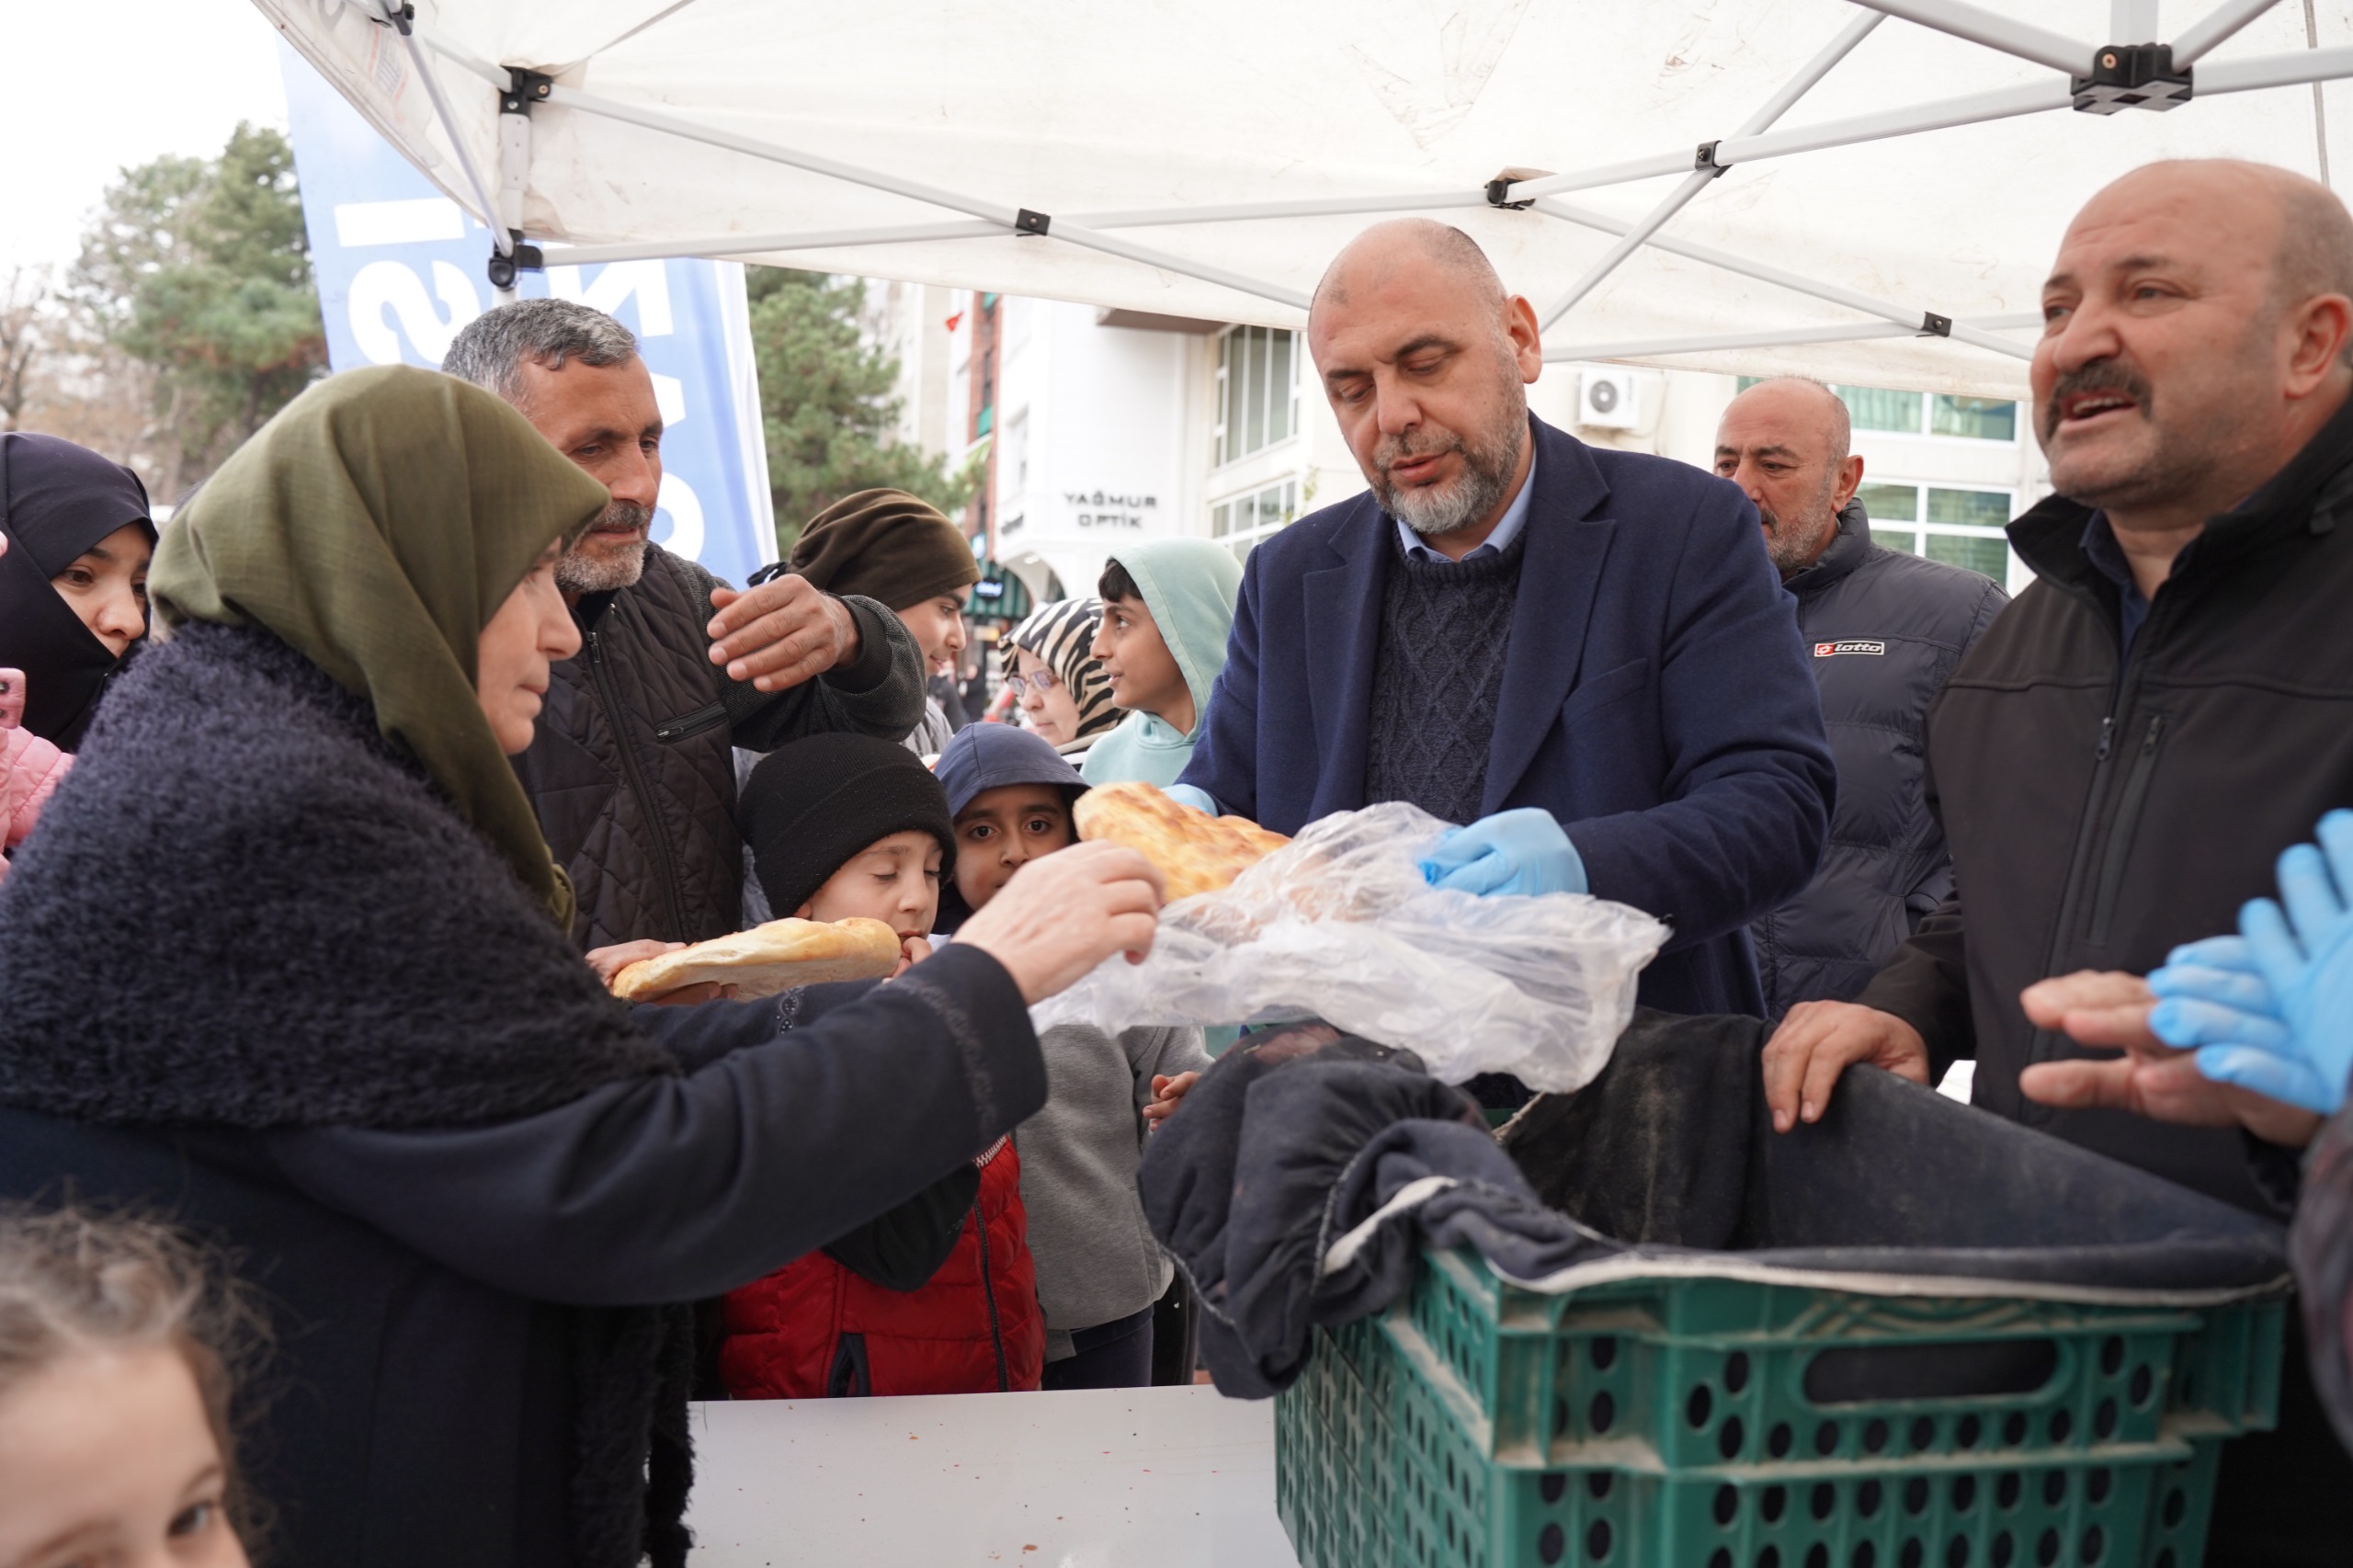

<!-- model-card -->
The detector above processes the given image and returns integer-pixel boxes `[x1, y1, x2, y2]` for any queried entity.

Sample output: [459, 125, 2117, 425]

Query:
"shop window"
[1216, 326, 1300, 467]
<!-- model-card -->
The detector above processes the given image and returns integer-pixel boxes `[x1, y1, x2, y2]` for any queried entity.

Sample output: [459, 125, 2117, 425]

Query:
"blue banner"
[278, 43, 777, 589]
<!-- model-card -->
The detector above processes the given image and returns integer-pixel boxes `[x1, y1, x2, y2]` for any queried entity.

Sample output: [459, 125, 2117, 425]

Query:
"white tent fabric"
[256, 0, 2353, 395]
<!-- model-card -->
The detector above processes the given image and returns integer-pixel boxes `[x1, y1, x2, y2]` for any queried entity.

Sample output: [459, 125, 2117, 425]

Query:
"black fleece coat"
[0, 625, 1047, 1568]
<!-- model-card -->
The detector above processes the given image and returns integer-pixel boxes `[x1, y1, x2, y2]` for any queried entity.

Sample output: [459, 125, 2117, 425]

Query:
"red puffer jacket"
[719, 1136, 1043, 1397]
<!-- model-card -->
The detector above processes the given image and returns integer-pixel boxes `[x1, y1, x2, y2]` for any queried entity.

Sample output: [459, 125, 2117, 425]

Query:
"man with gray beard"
[1715, 377, 2007, 1017]
[1176, 220, 1835, 1033]
[443, 300, 925, 949]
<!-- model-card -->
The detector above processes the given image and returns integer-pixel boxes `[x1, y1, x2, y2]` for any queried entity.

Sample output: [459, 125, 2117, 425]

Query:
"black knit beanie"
[741, 733, 957, 917]
[787, 489, 982, 610]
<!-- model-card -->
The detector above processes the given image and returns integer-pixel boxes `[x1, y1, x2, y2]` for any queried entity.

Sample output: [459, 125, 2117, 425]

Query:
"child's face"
[954, 784, 1075, 910]
[1090, 593, 1187, 719]
[0, 1345, 247, 1568]
[795, 828, 942, 939]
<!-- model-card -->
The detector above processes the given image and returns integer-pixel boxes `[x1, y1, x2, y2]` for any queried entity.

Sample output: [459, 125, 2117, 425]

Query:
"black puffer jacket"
[1751, 504, 2006, 1017]
[514, 544, 925, 949]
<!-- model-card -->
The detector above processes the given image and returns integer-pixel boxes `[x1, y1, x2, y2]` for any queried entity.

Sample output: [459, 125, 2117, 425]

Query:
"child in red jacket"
[718, 733, 1043, 1398]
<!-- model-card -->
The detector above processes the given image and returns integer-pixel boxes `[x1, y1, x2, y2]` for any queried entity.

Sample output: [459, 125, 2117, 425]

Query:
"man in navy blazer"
[1176, 220, 1833, 1018]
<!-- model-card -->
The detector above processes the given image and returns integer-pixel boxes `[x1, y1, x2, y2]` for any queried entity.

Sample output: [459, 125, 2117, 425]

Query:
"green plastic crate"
[1276, 1245, 2284, 1568]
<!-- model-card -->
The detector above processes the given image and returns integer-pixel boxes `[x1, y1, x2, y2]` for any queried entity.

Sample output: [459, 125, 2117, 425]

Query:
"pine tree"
[746, 267, 975, 553]
[71, 123, 325, 495]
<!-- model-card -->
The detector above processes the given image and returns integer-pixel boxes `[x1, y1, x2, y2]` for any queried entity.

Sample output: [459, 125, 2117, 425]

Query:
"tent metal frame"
[378, 0, 2353, 369]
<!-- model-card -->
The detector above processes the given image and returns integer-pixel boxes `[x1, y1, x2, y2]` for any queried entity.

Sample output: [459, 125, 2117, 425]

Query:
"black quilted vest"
[514, 545, 744, 949]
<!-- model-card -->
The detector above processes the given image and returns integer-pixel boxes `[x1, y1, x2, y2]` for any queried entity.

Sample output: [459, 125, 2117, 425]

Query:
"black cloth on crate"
[0, 624, 1047, 1568]
[1139, 1013, 2289, 1404]
[0, 431, 154, 748]
[1360, 529, 1525, 828]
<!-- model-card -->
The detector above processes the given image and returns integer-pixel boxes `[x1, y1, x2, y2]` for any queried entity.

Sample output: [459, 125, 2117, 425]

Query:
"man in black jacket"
[1759, 160, 2353, 1562]
[1716, 378, 2007, 1017]
[446, 301, 926, 949]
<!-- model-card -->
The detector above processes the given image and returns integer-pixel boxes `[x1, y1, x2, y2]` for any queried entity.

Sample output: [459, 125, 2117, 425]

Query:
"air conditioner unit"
[1574, 368, 1659, 435]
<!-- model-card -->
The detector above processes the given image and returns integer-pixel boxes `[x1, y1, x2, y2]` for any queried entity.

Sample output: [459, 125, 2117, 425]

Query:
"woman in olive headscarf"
[0, 367, 1162, 1567]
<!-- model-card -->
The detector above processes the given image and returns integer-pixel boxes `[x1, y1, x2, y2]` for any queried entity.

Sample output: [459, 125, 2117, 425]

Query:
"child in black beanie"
[740, 732, 957, 973]
[720, 732, 1044, 1398]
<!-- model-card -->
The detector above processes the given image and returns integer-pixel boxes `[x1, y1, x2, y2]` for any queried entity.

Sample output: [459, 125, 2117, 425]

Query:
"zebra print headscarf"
[1008, 597, 1120, 743]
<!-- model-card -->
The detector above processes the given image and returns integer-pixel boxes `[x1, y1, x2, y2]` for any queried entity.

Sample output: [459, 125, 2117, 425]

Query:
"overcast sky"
[3, 0, 290, 275]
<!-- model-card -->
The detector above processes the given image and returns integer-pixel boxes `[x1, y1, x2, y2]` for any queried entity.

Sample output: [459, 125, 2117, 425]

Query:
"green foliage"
[72, 123, 325, 490]
[746, 267, 976, 553]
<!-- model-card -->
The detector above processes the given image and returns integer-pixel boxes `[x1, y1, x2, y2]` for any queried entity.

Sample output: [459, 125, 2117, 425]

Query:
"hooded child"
[720, 731, 1044, 1398]
[935, 724, 1209, 1388]
[1081, 539, 1243, 788]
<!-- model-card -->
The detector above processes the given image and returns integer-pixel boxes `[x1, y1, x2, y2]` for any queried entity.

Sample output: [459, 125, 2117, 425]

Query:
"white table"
[684, 1384, 1304, 1567]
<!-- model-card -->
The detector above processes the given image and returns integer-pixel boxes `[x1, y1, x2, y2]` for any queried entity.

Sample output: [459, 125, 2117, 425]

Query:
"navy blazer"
[1180, 416, 1835, 1017]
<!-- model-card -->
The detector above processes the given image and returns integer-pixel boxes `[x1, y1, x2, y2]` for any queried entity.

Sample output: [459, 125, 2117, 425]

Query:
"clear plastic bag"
[1030, 802, 1669, 1092]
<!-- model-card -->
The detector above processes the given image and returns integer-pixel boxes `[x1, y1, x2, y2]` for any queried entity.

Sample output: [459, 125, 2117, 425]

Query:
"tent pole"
[544, 222, 1006, 266]
[1067, 191, 1486, 229]
[1544, 310, 2034, 362]
[1540, 11, 1886, 328]
[416, 34, 513, 93]
[1842, 0, 2091, 74]
[2171, 0, 2288, 65]
[546, 85, 1019, 226]
[1534, 197, 2034, 360]
[544, 84, 1311, 311]
[383, 6, 510, 254]
[1506, 79, 2069, 201]
[1544, 323, 1915, 361]
[2196, 40, 2353, 92]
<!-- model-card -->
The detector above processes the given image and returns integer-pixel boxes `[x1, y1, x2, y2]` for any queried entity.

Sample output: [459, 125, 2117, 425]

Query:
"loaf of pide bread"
[1072, 779, 1290, 903]
[607, 916, 903, 1001]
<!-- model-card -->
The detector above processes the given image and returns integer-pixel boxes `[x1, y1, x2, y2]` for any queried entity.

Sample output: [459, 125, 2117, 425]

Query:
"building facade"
[883, 286, 2047, 608]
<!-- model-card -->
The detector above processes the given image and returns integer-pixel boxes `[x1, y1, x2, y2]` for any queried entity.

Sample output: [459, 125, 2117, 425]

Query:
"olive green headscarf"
[151, 365, 610, 929]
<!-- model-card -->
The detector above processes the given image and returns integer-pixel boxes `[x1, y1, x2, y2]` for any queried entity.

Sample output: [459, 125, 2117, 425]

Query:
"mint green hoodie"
[1080, 538, 1244, 788]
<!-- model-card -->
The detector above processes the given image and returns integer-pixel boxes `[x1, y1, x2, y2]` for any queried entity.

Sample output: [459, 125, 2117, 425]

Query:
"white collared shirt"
[1392, 448, 1538, 564]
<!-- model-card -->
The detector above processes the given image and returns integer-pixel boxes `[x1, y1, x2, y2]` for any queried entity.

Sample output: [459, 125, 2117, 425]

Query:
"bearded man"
[443, 300, 925, 949]
[1176, 219, 1835, 1024]
[1715, 377, 2007, 1018]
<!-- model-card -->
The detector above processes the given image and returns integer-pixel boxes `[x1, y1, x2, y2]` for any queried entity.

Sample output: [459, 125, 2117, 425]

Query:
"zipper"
[2029, 576, 2173, 1074]
[2086, 715, 2167, 947]
[585, 626, 693, 939]
[972, 1182, 1010, 1392]
[654, 701, 727, 744]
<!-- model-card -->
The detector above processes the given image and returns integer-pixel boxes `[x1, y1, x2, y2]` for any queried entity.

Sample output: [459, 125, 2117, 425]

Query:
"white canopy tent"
[256, 0, 2353, 396]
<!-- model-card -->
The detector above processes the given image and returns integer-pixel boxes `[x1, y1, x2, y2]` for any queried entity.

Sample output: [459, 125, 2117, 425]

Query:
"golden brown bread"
[1072, 780, 1290, 902]
[607, 916, 903, 1001]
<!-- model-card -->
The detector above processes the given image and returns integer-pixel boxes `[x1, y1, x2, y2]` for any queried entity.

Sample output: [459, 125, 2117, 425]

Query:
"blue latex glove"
[2153, 811, 2353, 1115]
[1163, 783, 1222, 817]
[1417, 809, 1586, 897]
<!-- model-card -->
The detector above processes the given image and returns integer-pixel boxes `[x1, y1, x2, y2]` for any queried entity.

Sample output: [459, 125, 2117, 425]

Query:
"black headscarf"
[0, 433, 153, 749]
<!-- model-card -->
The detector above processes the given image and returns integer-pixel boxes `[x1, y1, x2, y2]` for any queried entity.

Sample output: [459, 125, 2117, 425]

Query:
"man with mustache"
[1175, 219, 1835, 1040]
[1758, 160, 2353, 1559]
[445, 300, 926, 949]
[1715, 378, 2007, 1018]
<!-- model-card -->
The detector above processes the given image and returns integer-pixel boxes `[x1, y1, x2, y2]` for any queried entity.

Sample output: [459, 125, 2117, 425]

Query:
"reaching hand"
[1142, 1070, 1200, 1129]
[1760, 1001, 1930, 1132]
[954, 841, 1165, 1005]
[1417, 809, 1584, 897]
[584, 939, 739, 1006]
[2018, 964, 2320, 1147]
[707, 574, 858, 692]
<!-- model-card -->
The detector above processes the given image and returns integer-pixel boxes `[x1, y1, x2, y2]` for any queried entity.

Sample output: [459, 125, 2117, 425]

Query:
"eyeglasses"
[1010, 669, 1062, 695]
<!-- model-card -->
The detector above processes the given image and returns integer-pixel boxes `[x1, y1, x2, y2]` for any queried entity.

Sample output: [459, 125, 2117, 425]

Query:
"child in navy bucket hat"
[933, 723, 1210, 1388]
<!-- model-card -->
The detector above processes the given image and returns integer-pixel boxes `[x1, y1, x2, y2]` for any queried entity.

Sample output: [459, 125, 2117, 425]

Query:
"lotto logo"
[1814, 641, 1887, 656]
